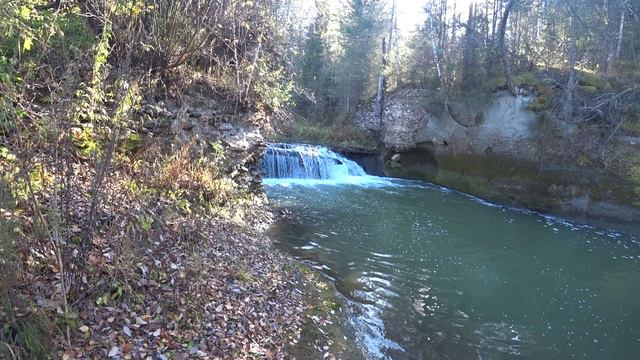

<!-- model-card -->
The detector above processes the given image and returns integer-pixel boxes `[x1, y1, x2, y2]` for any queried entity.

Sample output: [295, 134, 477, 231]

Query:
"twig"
[604, 117, 626, 145]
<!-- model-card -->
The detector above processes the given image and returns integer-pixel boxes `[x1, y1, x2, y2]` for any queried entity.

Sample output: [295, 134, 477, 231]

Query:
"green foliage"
[71, 125, 102, 158]
[138, 215, 154, 232]
[515, 72, 537, 87]
[277, 117, 376, 148]
[1, 159, 52, 206]
[50, 12, 96, 53]
[0, 146, 16, 162]
[527, 97, 549, 112]
[233, 266, 256, 284]
[92, 24, 111, 83]
[337, 0, 385, 111]
[578, 85, 598, 94]
[631, 158, 640, 205]
[119, 131, 142, 155]
[1, 314, 52, 360]
[622, 104, 640, 135]
[95, 283, 125, 306]
[578, 72, 612, 92]
[422, 89, 447, 115]
[250, 58, 293, 112]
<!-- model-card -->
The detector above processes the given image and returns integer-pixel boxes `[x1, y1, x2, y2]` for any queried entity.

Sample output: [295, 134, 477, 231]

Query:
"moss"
[515, 72, 537, 86]
[527, 84, 555, 112]
[275, 118, 377, 148]
[288, 263, 363, 360]
[578, 71, 613, 91]
[578, 85, 598, 94]
[385, 147, 640, 217]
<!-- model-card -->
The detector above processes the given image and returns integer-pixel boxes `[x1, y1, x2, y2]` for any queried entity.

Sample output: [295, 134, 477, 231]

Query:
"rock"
[218, 123, 234, 131]
[158, 118, 172, 128]
[391, 154, 402, 162]
[389, 161, 403, 168]
[142, 104, 164, 118]
[188, 109, 202, 118]
[143, 119, 157, 129]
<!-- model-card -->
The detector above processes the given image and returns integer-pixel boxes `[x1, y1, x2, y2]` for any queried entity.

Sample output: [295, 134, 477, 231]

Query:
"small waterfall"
[262, 143, 366, 179]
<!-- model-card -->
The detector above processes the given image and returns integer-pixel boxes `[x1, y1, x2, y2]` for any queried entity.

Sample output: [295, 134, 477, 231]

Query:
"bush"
[277, 117, 377, 148]
[578, 71, 612, 91]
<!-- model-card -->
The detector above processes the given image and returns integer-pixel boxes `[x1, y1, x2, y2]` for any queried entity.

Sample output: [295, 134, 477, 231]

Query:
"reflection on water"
[266, 178, 640, 360]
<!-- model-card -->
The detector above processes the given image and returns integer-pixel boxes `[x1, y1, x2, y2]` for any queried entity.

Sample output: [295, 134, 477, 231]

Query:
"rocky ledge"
[354, 88, 640, 232]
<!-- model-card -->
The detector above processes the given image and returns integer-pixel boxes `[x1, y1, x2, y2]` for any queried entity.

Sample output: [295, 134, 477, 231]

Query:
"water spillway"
[262, 143, 366, 180]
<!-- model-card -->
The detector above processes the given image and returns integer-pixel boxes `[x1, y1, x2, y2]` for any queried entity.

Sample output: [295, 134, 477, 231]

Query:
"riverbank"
[1, 154, 297, 357]
[0, 80, 363, 358]
[307, 86, 640, 234]
[0, 155, 363, 359]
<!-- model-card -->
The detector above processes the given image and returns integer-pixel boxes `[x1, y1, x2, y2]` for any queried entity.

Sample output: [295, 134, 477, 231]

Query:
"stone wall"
[136, 85, 268, 197]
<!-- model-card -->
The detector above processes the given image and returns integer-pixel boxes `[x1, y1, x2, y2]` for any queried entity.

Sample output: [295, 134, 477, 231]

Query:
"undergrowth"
[276, 117, 377, 148]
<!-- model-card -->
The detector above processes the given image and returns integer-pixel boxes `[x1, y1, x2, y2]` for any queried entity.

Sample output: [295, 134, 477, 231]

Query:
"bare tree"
[376, 0, 396, 130]
[498, 0, 517, 96]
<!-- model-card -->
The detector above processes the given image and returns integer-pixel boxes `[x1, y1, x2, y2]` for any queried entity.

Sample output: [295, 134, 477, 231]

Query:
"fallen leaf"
[174, 353, 189, 360]
[108, 346, 119, 357]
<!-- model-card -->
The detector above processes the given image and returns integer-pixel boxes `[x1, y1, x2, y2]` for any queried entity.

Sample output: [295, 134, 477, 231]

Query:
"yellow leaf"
[23, 36, 33, 51]
[19, 6, 31, 20]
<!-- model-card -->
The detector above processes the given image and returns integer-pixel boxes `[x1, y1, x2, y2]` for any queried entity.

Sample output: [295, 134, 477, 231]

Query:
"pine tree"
[336, 0, 385, 116]
[298, 1, 333, 119]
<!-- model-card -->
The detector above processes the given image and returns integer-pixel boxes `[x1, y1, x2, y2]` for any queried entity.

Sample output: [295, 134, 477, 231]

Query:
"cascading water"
[262, 143, 367, 180]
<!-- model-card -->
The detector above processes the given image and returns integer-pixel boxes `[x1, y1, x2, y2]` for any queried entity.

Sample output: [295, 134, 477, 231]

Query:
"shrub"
[578, 71, 612, 91]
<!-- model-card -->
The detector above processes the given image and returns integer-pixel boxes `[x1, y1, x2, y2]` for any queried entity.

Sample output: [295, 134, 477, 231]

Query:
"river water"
[263, 144, 640, 360]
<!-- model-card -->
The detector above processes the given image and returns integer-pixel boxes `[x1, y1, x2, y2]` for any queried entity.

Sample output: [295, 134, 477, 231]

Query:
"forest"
[1, 0, 640, 359]
[291, 0, 640, 146]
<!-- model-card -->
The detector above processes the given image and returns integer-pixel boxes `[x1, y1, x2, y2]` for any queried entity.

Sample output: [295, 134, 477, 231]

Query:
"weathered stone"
[142, 104, 163, 118]
[218, 123, 234, 131]
[188, 109, 202, 118]
[143, 119, 157, 129]
[355, 88, 640, 229]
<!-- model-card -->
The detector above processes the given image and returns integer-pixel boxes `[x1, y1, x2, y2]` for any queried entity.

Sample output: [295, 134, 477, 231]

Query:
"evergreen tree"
[298, 1, 333, 120]
[336, 0, 385, 116]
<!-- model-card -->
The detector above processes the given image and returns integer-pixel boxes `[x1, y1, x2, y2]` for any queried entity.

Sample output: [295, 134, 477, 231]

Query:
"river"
[263, 143, 640, 360]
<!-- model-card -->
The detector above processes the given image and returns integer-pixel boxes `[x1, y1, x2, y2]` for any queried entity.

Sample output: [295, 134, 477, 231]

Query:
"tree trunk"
[564, 22, 577, 121]
[499, 0, 517, 96]
[605, 0, 615, 73]
[376, 0, 395, 132]
[615, 2, 627, 62]
[375, 37, 386, 124]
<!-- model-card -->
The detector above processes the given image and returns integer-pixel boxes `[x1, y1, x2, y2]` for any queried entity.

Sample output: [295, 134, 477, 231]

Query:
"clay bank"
[352, 89, 640, 233]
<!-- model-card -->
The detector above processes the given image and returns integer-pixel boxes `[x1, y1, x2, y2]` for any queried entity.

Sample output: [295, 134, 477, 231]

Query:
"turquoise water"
[265, 178, 640, 359]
